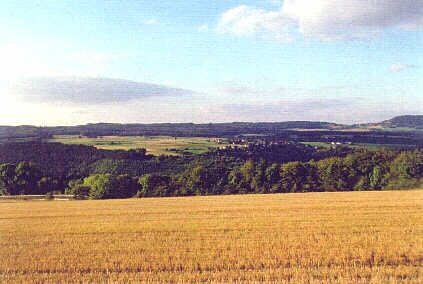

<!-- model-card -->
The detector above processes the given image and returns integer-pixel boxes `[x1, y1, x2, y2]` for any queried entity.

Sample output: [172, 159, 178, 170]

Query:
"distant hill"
[0, 125, 40, 139]
[378, 115, 423, 129]
[0, 116, 422, 140]
[0, 121, 342, 139]
[350, 115, 423, 131]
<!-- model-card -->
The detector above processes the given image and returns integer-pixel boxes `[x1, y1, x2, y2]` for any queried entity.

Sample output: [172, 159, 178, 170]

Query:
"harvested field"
[0, 190, 422, 283]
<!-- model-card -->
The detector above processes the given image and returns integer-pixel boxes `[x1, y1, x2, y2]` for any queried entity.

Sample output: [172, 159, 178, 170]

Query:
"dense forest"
[0, 141, 421, 199]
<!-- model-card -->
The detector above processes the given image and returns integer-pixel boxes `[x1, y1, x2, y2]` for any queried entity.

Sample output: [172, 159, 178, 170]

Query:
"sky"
[0, 0, 422, 126]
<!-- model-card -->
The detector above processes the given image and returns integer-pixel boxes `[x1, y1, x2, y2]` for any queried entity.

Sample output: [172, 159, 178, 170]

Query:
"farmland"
[1, 190, 422, 283]
[45, 135, 417, 158]
[302, 141, 416, 150]
[47, 135, 233, 156]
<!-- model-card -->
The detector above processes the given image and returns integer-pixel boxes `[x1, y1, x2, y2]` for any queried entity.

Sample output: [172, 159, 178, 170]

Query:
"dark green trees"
[317, 158, 352, 191]
[385, 150, 423, 189]
[65, 174, 139, 199]
[138, 174, 171, 197]
[0, 162, 41, 195]
[1, 146, 421, 199]
[0, 164, 18, 195]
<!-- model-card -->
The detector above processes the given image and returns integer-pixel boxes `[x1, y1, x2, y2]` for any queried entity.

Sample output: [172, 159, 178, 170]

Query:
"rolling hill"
[0, 115, 422, 140]
[378, 115, 423, 129]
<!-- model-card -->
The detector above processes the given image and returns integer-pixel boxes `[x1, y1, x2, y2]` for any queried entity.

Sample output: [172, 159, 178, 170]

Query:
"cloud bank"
[389, 63, 419, 73]
[6, 76, 194, 104]
[1, 81, 421, 125]
[225, 99, 350, 116]
[219, 0, 423, 42]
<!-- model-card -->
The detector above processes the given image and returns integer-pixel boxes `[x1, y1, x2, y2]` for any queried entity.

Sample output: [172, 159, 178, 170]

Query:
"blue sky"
[0, 0, 422, 125]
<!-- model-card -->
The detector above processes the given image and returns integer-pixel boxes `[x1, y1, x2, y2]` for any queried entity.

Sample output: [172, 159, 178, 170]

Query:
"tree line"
[124, 148, 422, 198]
[1, 146, 421, 198]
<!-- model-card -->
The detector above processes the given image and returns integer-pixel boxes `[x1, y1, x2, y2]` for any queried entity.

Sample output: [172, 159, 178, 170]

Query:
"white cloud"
[218, 5, 293, 42]
[3, 76, 195, 105]
[218, 0, 423, 42]
[389, 63, 419, 73]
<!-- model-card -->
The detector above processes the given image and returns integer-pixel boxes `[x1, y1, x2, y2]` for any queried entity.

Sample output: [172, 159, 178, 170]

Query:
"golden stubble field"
[0, 190, 422, 283]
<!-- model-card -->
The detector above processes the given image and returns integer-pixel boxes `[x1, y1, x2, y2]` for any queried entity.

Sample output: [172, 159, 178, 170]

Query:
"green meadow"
[48, 135, 232, 156]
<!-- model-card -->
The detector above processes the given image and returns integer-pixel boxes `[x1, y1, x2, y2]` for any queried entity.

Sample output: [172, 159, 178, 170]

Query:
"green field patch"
[301, 142, 332, 148]
[302, 141, 415, 149]
[47, 135, 232, 156]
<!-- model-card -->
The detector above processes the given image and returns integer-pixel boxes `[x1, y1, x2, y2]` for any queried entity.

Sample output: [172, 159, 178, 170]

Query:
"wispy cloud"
[218, 0, 423, 42]
[225, 99, 351, 116]
[216, 85, 279, 96]
[1, 82, 421, 125]
[5, 76, 195, 105]
[214, 84, 361, 99]
[389, 63, 419, 73]
[144, 19, 157, 25]
[217, 99, 422, 124]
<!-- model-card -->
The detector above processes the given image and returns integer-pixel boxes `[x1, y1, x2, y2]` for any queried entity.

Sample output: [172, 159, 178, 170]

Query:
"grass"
[1, 190, 422, 283]
[302, 142, 333, 148]
[48, 135, 234, 156]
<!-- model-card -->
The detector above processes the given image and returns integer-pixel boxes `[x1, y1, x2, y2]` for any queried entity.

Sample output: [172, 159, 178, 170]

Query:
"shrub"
[44, 191, 54, 200]
[71, 185, 91, 200]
